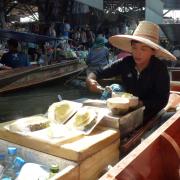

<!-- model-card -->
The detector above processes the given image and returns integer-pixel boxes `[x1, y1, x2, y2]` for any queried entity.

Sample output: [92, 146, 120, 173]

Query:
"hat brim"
[109, 35, 176, 61]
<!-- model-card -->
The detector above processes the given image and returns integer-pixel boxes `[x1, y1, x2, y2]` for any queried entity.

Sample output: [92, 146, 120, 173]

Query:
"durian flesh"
[74, 110, 90, 127]
[74, 108, 96, 128]
[48, 101, 73, 122]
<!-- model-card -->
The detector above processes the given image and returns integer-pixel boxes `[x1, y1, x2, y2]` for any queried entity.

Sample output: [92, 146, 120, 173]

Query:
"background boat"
[0, 29, 87, 94]
[0, 60, 86, 94]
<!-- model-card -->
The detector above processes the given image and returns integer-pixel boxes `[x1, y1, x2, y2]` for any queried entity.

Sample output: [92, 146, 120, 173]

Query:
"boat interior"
[100, 110, 180, 180]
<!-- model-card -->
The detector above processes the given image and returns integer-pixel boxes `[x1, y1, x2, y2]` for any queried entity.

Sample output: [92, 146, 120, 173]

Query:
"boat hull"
[0, 60, 86, 94]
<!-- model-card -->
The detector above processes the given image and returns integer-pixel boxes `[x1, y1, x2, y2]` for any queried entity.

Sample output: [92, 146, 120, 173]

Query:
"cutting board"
[0, 120, 119, 162]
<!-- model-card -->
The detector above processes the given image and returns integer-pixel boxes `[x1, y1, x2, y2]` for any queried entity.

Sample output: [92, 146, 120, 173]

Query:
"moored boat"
[0, 60, 86, 94]
[0, 29, 87, 94]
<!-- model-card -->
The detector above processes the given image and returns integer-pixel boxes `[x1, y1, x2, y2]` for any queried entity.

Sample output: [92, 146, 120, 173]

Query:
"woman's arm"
[86, 72, 104, 93]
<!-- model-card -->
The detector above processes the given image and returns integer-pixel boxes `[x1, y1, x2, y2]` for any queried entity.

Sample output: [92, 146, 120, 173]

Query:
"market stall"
[0, 100, 121, 179]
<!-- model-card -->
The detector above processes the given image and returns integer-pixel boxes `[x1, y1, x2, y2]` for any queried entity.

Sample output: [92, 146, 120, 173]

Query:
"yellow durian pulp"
[74, 110, 90, 127]
[55, 103, 71, 120]
[48, 101, 73, 122]
[121, 92, 133, 98]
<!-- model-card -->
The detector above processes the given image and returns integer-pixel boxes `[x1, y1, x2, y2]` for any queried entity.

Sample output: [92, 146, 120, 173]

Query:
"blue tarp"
[0, 29, 59, 43]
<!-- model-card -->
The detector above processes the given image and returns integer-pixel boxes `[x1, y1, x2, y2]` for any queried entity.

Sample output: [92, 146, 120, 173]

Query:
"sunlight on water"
[0, 80, 98, 122]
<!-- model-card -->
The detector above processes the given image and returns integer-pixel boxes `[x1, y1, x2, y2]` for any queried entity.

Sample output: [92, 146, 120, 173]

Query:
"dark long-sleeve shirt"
[94, 56, 170, 121]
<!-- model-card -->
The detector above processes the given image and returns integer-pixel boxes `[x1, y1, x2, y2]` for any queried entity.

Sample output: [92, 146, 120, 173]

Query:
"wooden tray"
[0, 120, 120, 162]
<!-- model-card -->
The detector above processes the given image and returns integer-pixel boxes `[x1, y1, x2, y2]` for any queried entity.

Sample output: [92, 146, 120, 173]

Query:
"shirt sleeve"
[94, 59, 126, 79]
[19, 53, 30, 67]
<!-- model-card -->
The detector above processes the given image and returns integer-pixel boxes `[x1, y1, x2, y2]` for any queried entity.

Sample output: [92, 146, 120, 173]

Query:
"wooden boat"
[90, 76, 180, 156]
[99, 79, 180, 179]
[171, 81, 180, 92]
[0, 29, 87, 94]
[169, 67, 180, 91]
[0, 60, 86, 94]
[169, 67, 180, 81]
[100, 109, 180, 180]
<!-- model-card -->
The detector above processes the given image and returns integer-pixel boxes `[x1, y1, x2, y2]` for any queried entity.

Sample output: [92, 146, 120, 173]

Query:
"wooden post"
[0, 0, 6, 29]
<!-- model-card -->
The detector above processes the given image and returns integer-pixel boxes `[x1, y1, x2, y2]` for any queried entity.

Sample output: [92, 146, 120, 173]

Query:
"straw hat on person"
[109, 21, 176, 61]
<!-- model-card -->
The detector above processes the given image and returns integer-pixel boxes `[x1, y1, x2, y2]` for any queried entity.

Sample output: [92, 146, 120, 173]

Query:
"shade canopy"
[0, 29, 60, 44]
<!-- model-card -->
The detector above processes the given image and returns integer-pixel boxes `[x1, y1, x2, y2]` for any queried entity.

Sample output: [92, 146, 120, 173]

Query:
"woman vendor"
[86, 21, 176, 123]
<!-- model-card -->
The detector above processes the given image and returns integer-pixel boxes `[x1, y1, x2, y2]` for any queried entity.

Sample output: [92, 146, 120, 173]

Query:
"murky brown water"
[0, 79, 99, 122]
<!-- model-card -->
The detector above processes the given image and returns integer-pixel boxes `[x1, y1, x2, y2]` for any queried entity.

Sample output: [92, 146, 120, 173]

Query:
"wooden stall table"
[0, 120, 120, 180]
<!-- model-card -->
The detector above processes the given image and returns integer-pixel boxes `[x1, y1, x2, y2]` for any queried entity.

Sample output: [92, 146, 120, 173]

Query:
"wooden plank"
[60, 126, 120, 161]
[0, 61, 86, 94]
[0, 122, 120, 162]
[54, 166, 79, 180]
[0, 65, 85, 93]
[170, 81, 180, 92]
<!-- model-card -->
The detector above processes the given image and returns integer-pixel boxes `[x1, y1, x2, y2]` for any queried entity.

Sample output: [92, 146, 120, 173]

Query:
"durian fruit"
[112, 92, 133, 98]
[73, 107, 96, 129]
[112, 92, 139, 109]
[48, 100, 74, 123]
[107, 97, 130, 115]
[121, 92, 133, 98]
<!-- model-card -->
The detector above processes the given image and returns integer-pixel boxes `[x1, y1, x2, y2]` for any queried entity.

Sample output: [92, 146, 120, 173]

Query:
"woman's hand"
[86, 78, 104, 94]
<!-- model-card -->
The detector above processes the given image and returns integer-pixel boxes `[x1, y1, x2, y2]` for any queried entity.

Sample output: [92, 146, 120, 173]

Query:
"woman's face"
[131, 42, 155, 67]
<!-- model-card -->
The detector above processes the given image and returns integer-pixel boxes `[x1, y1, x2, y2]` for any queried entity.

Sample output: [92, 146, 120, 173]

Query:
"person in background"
[73, 27, 81, 45]
[96, 29, 108, 44]
[80, 28, 88, 49]
[47, 23, 57, 49]
[28, 42, 38, 62]
[86, 36, 109, 75]
[86, 21, 176, 123]
[0, 39, 30, 69]
[86, 28, 95, 48]
[47, 23, 56, 38]
[63, 19, 71, 39]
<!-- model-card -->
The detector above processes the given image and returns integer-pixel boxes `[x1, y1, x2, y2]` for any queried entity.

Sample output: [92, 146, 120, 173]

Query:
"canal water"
[0, 79, 99, 122]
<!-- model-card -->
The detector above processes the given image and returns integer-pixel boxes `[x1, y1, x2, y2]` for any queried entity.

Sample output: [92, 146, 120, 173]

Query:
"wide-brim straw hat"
[109, 21, 176, 61]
